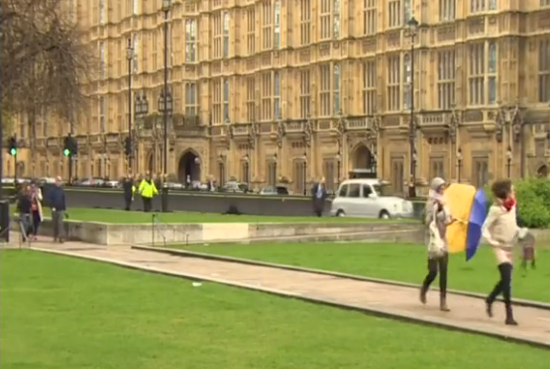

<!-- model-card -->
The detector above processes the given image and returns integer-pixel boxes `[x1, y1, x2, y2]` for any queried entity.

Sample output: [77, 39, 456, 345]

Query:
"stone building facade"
[9, 0, 550, 195]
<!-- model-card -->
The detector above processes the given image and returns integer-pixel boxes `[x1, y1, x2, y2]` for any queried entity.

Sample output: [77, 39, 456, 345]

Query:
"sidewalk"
[28, 239, 550, 349]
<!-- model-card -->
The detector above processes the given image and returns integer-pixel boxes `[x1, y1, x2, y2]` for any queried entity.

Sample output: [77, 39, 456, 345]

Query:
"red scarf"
[502, 197, 516, 212]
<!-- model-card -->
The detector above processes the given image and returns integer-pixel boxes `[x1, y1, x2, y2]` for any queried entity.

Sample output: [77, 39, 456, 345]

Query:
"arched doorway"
[178, 150, 202, 185]
[537, 165, 548, 178]
[350, 144, 376, 178]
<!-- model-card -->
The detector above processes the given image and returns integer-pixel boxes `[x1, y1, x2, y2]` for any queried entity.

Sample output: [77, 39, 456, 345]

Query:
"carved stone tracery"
[276, 121, 285, 149]
[303, 119, 313, 147]
[248, 123, 258, 149]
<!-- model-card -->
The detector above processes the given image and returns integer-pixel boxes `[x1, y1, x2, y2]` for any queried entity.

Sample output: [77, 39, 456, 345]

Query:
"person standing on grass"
[138, 172, 158, 212]
[16, 184, 33, 242]
[311, 177, 328, 217]
[122, 174, 136, 211]
[29, 180, 44, 241]
[420, 177, 453, 312]
[48, 176, 67, 243]
[482, 179, 520, 326]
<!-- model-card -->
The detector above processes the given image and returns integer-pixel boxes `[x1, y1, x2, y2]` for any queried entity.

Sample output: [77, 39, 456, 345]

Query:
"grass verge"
[1, 251, 549, 369]
[10, 205, 415, 224]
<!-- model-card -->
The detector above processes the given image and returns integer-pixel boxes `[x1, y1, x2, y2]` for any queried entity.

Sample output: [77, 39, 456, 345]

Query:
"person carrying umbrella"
[420, 177, 453, 312]
[482, 179, 520, 325]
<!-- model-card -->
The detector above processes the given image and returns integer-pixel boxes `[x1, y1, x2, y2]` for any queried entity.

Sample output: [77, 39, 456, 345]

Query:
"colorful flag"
[443, 183, 477, 254]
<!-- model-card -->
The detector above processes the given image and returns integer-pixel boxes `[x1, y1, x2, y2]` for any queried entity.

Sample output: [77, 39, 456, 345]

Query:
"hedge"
[485, 177, 550, 229]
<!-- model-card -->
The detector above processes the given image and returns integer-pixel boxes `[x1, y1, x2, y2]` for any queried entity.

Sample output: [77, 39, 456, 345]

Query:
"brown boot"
[440, 297, 451, 312]
[419, 286, 428, 304]
[505, 305, 518, 326]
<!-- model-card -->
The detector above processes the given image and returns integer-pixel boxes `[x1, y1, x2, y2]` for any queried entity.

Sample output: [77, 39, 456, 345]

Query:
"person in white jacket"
[29, 181, 44, 241]
[420, 177, 454, 312]
[482, 179, 520, 326]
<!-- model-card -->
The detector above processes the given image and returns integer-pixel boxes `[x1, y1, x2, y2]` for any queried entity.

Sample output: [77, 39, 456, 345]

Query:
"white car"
[330, 179, 414, 219]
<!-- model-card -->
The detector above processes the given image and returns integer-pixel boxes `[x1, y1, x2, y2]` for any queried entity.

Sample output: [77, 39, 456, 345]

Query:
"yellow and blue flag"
[443, 183, 487, 260]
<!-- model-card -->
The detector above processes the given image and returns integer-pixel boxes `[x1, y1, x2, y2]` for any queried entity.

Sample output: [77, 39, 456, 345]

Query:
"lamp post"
[158, 0, 172, 211]
[218, 154, 226, 187]
[126, 38, 134, 173]
[406, 16, 419, 198]
[457, 147, 463, 183]
[302, 152, 308, 196]
[335, 151, 341, 191]
[243, 154, 250, 189]
[409, 149, 417, 197]
[134, 93, 149, 172]
[273, 153, 278, 186]
[506, 146, 513, 178]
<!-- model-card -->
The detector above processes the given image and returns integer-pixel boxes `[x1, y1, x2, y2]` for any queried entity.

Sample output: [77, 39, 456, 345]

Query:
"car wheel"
[336, 210, 346, 217]
[379, 210, 391, 219]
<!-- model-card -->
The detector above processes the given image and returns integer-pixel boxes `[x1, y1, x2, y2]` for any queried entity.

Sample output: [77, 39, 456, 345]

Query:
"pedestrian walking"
[122, 174, 136, 211]
[311, 177, 328, 217]
[483, 179, 520, 325]
[48, 176, 67, 243]
[138, 173, 158, 212]
[16, 184, 33, 243]
[29, 180, 44, 241]
[420, 177, 453, 312]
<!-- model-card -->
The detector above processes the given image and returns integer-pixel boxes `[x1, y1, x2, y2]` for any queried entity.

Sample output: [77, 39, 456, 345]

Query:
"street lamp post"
[160, 0, 172, 212]
[335, 151, 341, 191]
[218, 154, 226, 187]
[244, 154, 250, 189]
[457, 147, 463, 183]
[302, 152, 308, 196]
[126, 38, 134, 174]
[410, 149, 417, 196]
[134, 93, 149, 173]
[406, 16, 419, 198]
[506, 146, 513, 178]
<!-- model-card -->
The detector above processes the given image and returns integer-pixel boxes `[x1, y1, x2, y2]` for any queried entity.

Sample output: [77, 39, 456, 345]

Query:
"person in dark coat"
[311, 177, 328, 217]
[17, 184, 33, 242]
[122, 175, 136, 211]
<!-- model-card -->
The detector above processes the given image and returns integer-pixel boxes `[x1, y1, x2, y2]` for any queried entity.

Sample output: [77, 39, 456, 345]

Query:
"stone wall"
[15, 218, 425, 246]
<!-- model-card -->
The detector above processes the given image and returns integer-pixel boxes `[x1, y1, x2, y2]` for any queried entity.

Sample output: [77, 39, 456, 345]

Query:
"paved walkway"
[24, 239, 550, 349]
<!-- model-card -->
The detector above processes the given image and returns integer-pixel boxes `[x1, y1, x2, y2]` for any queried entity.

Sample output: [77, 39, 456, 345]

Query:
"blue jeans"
[19, 213, 31, 240]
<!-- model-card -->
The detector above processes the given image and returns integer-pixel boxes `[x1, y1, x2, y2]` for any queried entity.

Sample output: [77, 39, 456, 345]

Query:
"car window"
[338, 184, 348, 197]
[347, 184, 360, 198]
[362, 185, 372, 198]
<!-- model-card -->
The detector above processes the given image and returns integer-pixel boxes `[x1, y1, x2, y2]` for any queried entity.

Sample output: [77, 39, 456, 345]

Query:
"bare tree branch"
[1, 0, 95, 124]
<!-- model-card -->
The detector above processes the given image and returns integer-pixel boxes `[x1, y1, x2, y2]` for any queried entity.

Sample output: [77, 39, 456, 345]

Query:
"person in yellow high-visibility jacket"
[138, 173, 158, 212]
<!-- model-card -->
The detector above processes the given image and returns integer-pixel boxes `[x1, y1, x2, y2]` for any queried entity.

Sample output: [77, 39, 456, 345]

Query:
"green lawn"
[177, 242, 550, 303]
[11, 205, 414, 223]
[1, 251, 549, 369]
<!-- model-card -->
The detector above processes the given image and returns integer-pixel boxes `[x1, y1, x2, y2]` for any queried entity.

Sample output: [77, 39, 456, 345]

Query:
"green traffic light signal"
[63, 148, 71, 157]
[9, 148, 16, 156]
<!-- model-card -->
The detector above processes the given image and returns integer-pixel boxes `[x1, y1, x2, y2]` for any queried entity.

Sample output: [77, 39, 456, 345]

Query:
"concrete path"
[23, 239, 550, 349]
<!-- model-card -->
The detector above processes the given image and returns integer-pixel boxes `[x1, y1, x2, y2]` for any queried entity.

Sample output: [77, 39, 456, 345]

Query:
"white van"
[330, 178, 414, 219]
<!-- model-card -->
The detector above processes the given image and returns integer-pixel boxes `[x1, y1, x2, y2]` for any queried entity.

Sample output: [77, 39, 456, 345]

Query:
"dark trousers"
[313, 199, 324, 217]
[32, 211, 41, 235]
[142, 197, 152, 212]
[124, 197, 132, 211]
[422, 253, 449, 298]
[487, 262, 513, 310]
[19, 213, 32, 241]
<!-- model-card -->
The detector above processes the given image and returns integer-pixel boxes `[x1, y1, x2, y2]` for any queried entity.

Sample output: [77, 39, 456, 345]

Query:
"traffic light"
[7, 136, 17, 156]
[124, 136, 133, 157]
[63, 135, 78, 157]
